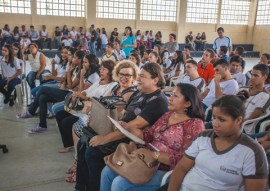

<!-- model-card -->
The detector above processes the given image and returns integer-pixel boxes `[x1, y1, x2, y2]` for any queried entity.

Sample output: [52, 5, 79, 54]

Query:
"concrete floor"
[0, 57, 261, 191]
[0, 99, 75, 191]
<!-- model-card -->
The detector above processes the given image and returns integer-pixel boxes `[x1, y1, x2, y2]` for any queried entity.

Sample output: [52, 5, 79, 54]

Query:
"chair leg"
[0, 144, 8, 153]
[15, 84, 23, 105]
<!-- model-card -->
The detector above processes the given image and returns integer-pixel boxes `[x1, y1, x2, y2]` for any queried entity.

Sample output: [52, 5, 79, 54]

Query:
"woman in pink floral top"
[100, 83, 205, 191]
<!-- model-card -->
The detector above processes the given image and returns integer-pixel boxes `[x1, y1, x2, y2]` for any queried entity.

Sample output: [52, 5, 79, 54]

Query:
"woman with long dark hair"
[121, 26, 137, 58]
[100, 83, 205, 191]
[0, 44, 22, 106]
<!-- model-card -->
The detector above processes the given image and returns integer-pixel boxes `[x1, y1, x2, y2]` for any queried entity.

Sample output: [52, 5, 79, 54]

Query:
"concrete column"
[176, 0, 187, 43]
[247, 0, 259, 43]
[31, 0, 37, 25]
[86, 0, 96, 28]
[135, 0, 141, 29]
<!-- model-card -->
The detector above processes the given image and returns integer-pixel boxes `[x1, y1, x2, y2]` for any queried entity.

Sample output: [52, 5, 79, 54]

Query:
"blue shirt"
[121, 35, 136, 57]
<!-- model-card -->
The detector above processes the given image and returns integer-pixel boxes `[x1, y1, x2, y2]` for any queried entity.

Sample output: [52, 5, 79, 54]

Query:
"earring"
[184, 108, 188, 112]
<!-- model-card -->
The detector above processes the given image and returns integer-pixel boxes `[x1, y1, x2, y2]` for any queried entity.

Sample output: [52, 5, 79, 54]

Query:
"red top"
[143, 112, 205, 170]
[197, 62, 215, 84]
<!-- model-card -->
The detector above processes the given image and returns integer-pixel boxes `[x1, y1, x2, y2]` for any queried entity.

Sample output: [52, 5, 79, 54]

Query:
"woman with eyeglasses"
[100, 83, 205, 191]
[64, 60, 139, 183]
[75, 63, 169, 191]
[121, 26, 137, 59]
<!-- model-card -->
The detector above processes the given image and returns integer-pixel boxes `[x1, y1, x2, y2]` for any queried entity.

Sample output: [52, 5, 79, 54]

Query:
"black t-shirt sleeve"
[139, 97, 168, 126]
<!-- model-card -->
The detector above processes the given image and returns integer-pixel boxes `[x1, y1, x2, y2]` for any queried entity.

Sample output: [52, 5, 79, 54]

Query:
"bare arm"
[200, 88, 209, 100]
[89, 115, 150, 147]
[36, 54, 47, 79]
[244, 179, 267, 191]
[168, 156, 195, 191]
[247, 108, 264, 120]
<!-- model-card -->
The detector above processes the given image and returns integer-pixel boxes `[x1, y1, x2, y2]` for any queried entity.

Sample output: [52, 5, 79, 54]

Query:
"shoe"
[16, 111, 33, 119]
[66, 160, 77, 174]
[59, 146, 74, 153]
[65, 171, 76, 183]
[28, 126, 47, 134]
[9, 96, 14, 106]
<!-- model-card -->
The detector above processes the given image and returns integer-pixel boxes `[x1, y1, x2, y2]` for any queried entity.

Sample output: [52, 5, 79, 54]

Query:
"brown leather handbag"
[104, 142, 159, 185]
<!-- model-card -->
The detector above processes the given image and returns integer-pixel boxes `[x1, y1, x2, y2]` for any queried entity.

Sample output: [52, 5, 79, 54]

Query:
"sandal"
[66, 160, 77, 174]
[65, 171, 76, 183]
[58, 146, 74, 153]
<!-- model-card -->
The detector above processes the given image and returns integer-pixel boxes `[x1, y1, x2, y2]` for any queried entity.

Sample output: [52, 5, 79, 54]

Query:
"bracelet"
[153, 151, 161, 161]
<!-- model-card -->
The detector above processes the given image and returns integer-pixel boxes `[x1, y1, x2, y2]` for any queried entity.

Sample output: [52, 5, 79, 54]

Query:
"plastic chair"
[241, 107, 270, 135]
[160, 170, 172, 186]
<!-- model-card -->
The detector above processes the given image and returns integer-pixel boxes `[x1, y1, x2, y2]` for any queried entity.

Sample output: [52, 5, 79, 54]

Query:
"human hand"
[81, 67, 86, 77]
[5, 78, 11, 84]
[259, 141, 270, 151]
[43, 74, 52, 81]
[51, 59, 56, 65]
[89, 135, 107, 147]
[214, 74, 222, 83]
[36, 73, 40, 80]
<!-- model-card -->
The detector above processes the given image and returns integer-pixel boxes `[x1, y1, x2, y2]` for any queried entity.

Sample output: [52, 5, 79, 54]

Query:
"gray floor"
[0, 57, 261, 191]
[0, 99, 75, 191]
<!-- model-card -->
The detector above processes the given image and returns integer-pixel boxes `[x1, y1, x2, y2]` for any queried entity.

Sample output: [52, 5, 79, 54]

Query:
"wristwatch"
[153, 151, 161, 161]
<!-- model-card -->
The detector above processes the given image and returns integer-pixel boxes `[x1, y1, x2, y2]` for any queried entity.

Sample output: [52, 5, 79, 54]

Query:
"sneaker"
[28, 126, 47, 134]
[16, 111, 33, 119]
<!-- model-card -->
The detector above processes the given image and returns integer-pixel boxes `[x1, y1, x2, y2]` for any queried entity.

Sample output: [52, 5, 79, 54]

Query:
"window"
[186, 0, 219, 24]
[140, 0, 177, 22]
[256, 0, 270, 25]
[220, 0, 250, 25]
[96, 0, 136, 20]
[36, 0, 85, 17]
[0, 0, 31, 14]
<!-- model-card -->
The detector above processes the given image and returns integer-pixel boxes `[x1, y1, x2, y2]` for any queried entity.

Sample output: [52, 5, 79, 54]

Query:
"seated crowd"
[0, 24, 270, 191]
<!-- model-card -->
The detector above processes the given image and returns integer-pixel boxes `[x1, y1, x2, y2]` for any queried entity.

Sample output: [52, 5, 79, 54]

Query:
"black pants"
[75, 140, 107, 191]
[55, 110, 79, 148]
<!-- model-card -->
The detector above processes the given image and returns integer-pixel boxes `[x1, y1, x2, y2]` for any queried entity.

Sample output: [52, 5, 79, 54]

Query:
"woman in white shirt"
[0, 44, 22, 106]
[22, 43, 51, 90]
[31, 46, 70, 97]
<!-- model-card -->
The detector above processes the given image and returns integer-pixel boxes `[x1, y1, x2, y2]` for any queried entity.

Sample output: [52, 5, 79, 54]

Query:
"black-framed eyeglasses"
[118, 73, 133, 79]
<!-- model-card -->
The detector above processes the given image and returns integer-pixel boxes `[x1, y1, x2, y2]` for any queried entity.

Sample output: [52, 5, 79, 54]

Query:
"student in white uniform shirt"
[173, 59, 205, 93]
[237, 64, 270, 135]
[200, 59, 239, 110]
[39, 25, 52, 50]
[62, 36, 73, 47]
[230, 56, 246, 87]
[113, 39, 126, 61]
[0, 44, 22, 106]
[168, 95, 268, 191]
[69, 26, 78, 47]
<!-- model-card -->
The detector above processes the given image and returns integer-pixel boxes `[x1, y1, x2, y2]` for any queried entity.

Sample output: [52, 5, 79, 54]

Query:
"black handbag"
[81, 126, 129, 155]
[64, 92, 84, 112]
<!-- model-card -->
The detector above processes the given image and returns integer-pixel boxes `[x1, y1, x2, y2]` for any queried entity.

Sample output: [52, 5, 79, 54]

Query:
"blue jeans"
[88, 41, 96, 55]
[31, 80, 59, 97]
[100, 166, 167, 191]
[26, 70, 51, 90]
[28, 86, 70, 128]
[75, 140, 107, 191]
[0, 77, 21, 98]
[51, 101, 65, 116]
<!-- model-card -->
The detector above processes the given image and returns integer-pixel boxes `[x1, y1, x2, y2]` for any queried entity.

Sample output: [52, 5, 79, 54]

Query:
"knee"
[111, 176, 130, 191]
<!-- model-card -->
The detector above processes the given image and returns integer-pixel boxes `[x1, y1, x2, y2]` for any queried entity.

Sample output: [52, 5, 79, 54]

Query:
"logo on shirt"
[220, 166, 239, 175]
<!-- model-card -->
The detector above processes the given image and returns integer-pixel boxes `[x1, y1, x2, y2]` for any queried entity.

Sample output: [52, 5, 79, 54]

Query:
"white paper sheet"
[54, 54, 61, 64]
[107, 116, 145, 145]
